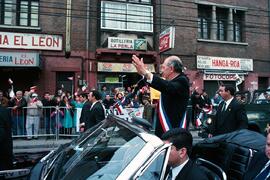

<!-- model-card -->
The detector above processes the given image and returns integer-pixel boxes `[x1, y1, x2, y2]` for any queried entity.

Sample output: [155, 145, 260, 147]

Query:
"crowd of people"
[0, 82, 153, 140]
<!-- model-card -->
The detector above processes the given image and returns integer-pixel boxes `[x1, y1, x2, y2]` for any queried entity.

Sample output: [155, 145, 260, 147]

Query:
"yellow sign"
[150, 87, 160, 100]
[98, 62, 155, 73]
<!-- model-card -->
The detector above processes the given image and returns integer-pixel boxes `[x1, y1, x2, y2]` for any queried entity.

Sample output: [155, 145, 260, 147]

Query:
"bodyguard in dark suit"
[212, 85, 248, 136]
[161, 128, 209, 180]
[0, 106, 13, 170]
[243, 132, 270, 180]
[80, 90, 105, 130]
[132, 55, 189, 137]
[79, 93, 92, 131]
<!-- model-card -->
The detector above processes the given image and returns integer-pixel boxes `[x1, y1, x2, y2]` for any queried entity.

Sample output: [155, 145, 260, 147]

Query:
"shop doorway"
[204, 81, 236, 98]
[258, 77, 269, 90]
[0, 68, 40, 96]
[97, 72, 142, 94]
[56, 72, 74, 95]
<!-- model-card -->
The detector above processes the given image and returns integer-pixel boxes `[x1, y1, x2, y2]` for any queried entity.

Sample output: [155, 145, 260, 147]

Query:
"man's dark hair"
[80, 93, 88, 99]
[161, 128, 193, 156]
[91, 90, 102, 100]
[224, 85, 236, 96]
[168, 59, 183, 73]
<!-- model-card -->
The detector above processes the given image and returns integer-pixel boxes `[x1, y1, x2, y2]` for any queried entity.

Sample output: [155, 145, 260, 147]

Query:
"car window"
[135, 148, 169, 180]
[247, 112, 266, 120]
[50, 121, 146, 180]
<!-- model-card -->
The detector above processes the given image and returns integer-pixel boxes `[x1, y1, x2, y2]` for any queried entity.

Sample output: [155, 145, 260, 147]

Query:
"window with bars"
[197, 4, 244, 42]
[0, 0, 39, 27]
[216, 8, 227, 41]
[101, 1, 153, 32]
[198, 5, 211, 39]
[233, 11, 243, 42]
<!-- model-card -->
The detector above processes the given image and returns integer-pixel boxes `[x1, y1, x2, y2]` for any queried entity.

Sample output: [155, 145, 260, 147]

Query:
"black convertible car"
[0, 115, 266, 180]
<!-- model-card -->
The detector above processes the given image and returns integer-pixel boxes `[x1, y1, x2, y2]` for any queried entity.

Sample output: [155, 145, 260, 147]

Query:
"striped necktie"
[254, 162, 270, 180]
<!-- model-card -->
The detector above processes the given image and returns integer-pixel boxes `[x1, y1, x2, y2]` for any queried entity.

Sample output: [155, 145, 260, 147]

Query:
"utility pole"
[65, 0, 72, 58]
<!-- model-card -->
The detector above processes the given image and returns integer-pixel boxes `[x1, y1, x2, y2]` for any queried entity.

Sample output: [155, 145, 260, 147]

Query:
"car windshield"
[47, 120, 146, 180]
[247, 111, 267, 120]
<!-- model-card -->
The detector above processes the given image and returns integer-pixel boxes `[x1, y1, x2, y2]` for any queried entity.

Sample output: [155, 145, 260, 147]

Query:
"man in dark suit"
[132, 55, 190, 137]
[79, 93, 92, 132]
[161, 128, 208, 180]
[0, 106, 13, 170]
[80, 90, 105, 130]
[211, 85, 248, 136]
[243, 131, 270, 180]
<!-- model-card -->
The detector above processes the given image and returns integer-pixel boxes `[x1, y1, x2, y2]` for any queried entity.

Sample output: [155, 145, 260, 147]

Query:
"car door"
[133, 144, 171, 180]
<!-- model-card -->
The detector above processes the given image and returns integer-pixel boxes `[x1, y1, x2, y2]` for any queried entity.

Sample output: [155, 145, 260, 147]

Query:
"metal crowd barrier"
[9, 104, 195, 140]
[8, 106, 81, 140]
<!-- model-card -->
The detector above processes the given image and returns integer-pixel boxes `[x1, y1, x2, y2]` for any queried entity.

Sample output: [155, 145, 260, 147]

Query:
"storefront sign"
[0, 32, 62, 50]
[0, 51, 40, 67]
[105, 77, 119, 83]
[197, 55, 253, 71]
[108, 37, 147, 50]
[203, 73, 244, 81]
[98, 62, 155, 72]
[159, 26, 175, 53]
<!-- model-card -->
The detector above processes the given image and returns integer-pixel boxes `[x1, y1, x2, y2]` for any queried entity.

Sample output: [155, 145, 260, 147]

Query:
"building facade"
[159, 0, 270, 97]
[1, 0, 270, 98]
[0, 0, 159, 95]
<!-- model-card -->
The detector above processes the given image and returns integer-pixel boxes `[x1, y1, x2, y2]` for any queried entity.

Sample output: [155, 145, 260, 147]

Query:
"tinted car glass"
[137, 150, 167, 180]
[47, 120, 146, 180]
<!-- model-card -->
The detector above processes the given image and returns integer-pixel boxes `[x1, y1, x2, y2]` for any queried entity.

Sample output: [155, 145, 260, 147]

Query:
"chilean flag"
[113, 101, 124, 115]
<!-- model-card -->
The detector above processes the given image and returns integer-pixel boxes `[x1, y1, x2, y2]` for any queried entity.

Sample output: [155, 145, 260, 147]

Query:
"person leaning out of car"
[243, 128, 270, 180]
[161, 128, 209, 180]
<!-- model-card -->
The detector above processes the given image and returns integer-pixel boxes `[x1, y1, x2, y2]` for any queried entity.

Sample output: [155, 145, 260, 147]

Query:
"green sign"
[105, 77, 119, 83]
[134, 39, 147, 50]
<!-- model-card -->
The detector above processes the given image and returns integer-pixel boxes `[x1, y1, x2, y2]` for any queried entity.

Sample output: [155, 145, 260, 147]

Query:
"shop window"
[101, 1, 153, 32]
[258, 77, 269, 90]
[56, 72, 74, 95]
[0, 0, 39, 27]
[198, 5, 211, 39]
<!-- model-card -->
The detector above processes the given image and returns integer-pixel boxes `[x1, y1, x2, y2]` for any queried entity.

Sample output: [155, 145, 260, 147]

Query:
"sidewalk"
[13, 138, 73, 153]
[13, 128, 203, 154]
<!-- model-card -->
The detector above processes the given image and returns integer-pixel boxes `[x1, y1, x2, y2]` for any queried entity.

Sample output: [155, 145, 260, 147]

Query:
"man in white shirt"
[161, 128, 209, 180]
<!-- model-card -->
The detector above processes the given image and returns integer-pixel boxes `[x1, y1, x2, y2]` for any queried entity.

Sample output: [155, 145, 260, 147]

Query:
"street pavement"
[13, 128, 203, 154]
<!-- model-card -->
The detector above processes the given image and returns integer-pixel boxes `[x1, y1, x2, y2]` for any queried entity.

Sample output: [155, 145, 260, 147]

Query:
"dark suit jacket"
[213, 98, 248, 136]
[150, 73, 189, 137]
[0, 106, 13, 170]
[85, 101, 105, 130]
[243, 152, 269, 180]
[80, 101, 92, 125]
[175, 160, 209, 180]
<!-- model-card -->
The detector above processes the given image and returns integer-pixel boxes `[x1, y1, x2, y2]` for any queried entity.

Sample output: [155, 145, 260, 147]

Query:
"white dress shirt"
[171, 158, 189, 180]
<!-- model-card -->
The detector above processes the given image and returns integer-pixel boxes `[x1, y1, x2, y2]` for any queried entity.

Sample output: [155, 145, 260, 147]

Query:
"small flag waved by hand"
[8, 78, 13, 84]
